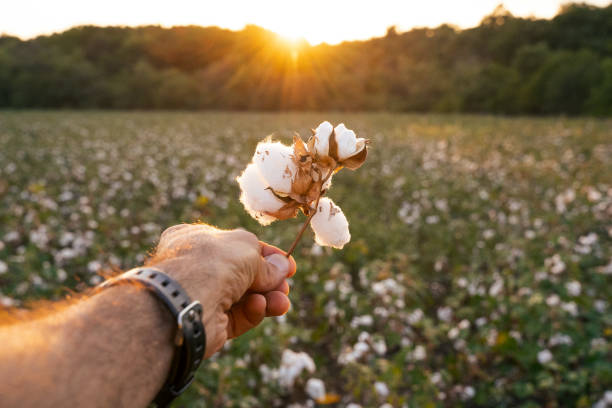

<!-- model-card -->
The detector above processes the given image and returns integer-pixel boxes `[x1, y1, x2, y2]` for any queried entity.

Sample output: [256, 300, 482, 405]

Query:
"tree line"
[1, 3, 611, 115]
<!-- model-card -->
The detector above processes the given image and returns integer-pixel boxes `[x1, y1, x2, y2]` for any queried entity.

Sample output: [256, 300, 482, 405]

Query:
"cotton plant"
[237, 121, 368, 255]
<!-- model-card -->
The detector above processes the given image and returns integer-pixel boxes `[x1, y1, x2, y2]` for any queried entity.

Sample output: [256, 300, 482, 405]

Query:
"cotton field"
[0, 112, 610, 407]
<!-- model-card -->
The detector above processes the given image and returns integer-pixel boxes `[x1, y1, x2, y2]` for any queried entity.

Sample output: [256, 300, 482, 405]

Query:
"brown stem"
[285, 168, 335, 257]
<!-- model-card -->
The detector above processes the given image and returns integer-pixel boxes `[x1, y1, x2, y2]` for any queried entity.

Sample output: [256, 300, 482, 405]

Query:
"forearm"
[0, 225, 293, 407]
[0, 285, 174, 407]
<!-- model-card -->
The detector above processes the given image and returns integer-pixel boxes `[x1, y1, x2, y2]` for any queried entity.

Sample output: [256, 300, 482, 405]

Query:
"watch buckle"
[174, 301, 202, 346]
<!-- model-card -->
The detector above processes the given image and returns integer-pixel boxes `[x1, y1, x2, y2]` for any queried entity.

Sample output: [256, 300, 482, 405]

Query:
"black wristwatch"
[99, 267, 206, 407]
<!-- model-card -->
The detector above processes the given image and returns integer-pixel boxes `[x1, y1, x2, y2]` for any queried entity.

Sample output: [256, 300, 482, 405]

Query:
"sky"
[2, 0, 611, 45]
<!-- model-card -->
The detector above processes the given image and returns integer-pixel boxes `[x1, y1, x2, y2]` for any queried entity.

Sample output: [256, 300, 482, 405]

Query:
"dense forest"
[1, 3, 611, 114]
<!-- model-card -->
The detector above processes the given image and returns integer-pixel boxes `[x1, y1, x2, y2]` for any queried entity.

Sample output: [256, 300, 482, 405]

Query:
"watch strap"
[99, 267, 206, 407]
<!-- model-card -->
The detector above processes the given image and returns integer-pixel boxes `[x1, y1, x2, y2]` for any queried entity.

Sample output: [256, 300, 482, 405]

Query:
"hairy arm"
[0, 285, 174, 407]
[0, 224, 295, 408]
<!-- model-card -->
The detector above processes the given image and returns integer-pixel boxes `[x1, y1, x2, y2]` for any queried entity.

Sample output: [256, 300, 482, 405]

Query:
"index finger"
[260, 241, 297, 278]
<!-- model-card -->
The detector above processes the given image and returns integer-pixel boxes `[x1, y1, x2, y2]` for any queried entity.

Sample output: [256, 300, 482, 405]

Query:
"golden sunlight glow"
[276, 33, 306, 50]
[263, 15, 344, 46]
[2, 0, 611, 44]
[271, 25, 308, 46]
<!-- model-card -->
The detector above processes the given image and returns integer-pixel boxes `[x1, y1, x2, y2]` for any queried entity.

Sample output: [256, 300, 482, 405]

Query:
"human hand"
[149, 224, 295, 357]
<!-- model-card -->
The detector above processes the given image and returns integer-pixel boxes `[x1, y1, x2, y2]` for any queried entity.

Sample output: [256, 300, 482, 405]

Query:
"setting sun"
[3, 0, 609, 44]
[275, 33, 307, 52]
[267, 21, 309, 45]
[257, 9, 361, 46]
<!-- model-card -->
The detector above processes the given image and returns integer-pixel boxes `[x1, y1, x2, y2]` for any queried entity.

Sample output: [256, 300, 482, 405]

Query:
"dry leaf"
[341, 145, 368, 170]
[316, 393, 341, 404]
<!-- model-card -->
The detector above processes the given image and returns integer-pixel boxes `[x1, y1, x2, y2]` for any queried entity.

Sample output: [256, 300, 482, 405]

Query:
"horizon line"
[0, 10, 564, 47]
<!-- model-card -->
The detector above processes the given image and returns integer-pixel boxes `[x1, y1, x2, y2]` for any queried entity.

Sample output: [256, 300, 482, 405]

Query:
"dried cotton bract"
[236, 122, 368, 250]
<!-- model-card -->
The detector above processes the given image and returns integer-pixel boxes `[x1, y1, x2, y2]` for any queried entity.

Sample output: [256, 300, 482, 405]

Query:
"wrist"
[99, 267, 208, 404]
[92, 284, 176, 359]
[59, 284, 175, 407]
[147, 260, 220, 348]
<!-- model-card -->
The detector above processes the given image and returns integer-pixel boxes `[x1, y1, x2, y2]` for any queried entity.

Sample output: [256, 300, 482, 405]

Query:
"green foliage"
[1, 3, 612, 114]
[459, 63, 519, 113]
[587, 58, 612, 115]
[521, 49, 603, 114]
[0, 112, 610, 407]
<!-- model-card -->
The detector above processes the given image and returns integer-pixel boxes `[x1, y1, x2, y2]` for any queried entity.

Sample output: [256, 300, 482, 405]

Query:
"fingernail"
[265, 254, 289, 277]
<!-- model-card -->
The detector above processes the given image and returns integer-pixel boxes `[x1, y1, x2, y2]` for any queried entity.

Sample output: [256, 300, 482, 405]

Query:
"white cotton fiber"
[305, 378, 326, 400]
[313, 121, 333, 157]
[334, 123, 366, 160]
[253, 141, 296, 194]
[278, 349, 316, 388]
[310, 197, 350, 249]
[322, 174, 332, 190]
[236, 163, 285, 225]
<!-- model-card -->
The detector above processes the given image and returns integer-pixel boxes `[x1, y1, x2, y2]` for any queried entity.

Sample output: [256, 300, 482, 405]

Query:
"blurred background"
[1, 1, 612, 114]
[0, 1, 611, 407]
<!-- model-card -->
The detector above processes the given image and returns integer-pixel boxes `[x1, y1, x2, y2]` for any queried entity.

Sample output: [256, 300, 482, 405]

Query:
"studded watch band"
[99, 267, 206, 407]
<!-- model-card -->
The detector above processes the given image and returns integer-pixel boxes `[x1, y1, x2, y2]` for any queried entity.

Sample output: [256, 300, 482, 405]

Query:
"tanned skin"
[0, 224, 295, 407]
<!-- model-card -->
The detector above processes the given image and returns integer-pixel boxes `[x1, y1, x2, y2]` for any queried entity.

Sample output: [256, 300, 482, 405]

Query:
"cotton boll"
[374, 381, 390, 398]
[305, 378, 326, 400]
[537, 349, 553, 364]
[334, 123, 348, 136]
[313, 121, 333, 157]
[237, 163, 285, 225]
[253, 141, 296, 193]
[311, 197, 350, 249]
[278, 349, 316, 388]
[334, 123, 366, 160]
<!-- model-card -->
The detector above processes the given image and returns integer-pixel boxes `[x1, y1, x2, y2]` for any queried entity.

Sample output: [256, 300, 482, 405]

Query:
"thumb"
[250, 254, 290, 292]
